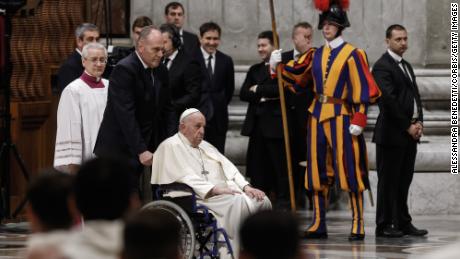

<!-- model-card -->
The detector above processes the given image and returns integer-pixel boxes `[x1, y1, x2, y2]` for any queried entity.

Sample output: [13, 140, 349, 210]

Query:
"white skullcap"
[179, 108, 201, 122]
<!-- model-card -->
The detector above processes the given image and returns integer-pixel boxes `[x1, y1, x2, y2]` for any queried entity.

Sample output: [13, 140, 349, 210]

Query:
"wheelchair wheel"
[142, 200, 196, 259]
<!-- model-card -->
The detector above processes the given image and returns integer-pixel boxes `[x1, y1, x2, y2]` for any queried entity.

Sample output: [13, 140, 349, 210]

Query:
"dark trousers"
[246, 122, 288, 203]
[204, 116, 226, 154]
[376, 141, 417, 230]
[288, 105, 309, 208]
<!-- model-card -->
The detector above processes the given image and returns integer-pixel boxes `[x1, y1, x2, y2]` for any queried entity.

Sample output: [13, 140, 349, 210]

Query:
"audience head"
[239, 210, 300, 259]
[164, 2, 185, 29]
[75, 23, 100, 51]
[121, 208, 182, 259]
[26, 170, 75, 233]
[136, 26, 164, 68]
[292, 22, 313, 53]
[74, 157, 134, 221]
[257, 30, 275, 62]
[385, 24, 408, 57]
[160, 23, 182, 57]
[81, 42, 108, 78]
[199, 22, 221, 55]
[132, 16, 153, 43]
[179, 108, 206, 148]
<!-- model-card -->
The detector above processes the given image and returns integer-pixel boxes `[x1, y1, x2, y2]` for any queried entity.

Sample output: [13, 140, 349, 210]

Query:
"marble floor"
[0, 211, 458, 258]
[298, 211, 460, 259]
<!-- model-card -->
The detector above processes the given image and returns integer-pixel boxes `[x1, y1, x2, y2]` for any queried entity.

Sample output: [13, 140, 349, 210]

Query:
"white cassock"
[61, 220, 123, 259]
[151, 133, 272, 256]
[25, 230, 70, 259]
[54, 77, 108, 170]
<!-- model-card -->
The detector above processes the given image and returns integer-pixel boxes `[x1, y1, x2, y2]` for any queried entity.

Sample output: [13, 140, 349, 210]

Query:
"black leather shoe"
[376, 226, 404, 238]
[303, 231, 328, 239]
[401, 224, 428, 236]
[348, 233, 365, 241]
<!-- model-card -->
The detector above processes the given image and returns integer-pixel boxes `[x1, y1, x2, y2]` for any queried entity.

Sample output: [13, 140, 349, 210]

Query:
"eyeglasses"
[85, 57, 107, 64]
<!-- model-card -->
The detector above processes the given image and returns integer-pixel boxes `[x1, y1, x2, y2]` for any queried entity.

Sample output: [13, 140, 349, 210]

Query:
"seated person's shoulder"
[200, 140, 220, 154]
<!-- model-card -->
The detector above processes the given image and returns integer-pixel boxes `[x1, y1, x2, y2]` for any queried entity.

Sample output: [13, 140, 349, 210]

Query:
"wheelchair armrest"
[152, 183, 195, 198]
[195, 204, 213, 222]
[154, 183, 195, 193]
[152, 183, 197, 207]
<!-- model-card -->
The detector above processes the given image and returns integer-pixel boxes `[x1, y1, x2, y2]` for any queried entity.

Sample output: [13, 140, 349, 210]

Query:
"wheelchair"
[142, 183, 234, 259]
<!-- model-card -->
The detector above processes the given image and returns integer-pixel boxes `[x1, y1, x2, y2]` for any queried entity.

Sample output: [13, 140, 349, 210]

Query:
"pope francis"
[151, 108, 272, 256]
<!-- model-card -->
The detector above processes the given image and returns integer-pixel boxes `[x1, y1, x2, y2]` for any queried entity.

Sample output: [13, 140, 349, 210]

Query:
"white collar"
[167, 49, 179, 62]
[387, 49, 403, 63]
[326, 36, 344, 49]
[201, 47, 215, 60]
[293, 48, 301, 58]
[76, 48, 82, 55]
[135, 50, 149, 69]
[178, 132, 200, 149]
[179, 28, 184, 36]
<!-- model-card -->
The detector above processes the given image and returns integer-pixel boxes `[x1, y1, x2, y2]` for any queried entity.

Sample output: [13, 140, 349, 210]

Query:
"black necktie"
[146, 68, 153, 82]
[163, 58, 170, 68]
[146, 68, 158, 103]
[400, 60, 412, 82]
[207, 55, 213, 79]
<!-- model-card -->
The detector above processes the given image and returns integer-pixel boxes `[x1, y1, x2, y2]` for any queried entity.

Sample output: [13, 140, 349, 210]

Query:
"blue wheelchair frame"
[151, 183, 234, 259]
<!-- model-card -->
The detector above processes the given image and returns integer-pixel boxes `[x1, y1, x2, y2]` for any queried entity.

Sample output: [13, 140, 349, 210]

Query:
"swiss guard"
[270, 0, 381, 241]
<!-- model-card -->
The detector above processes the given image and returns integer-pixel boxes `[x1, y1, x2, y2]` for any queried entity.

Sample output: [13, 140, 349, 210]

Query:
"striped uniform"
[281, 41, 380, 236]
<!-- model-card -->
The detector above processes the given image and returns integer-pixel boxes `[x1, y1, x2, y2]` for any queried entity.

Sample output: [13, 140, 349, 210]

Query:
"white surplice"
[151, 133, 272, 257]
[61, 220, 123, 259]
[54, 78, 108, 169]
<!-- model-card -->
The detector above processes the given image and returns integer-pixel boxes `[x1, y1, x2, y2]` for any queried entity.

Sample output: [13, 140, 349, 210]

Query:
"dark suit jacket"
[240, 62, 283, 138]
[57, 50, 83, 92]
[182, 30, 200, 55]
[281, 49, 314, 114]
[168, 48, 202, 115]
[195, 49, 235, 133]
[372, 52, 423, 146]
[94, 52, 175, 166]
[281, 50, 294, 64]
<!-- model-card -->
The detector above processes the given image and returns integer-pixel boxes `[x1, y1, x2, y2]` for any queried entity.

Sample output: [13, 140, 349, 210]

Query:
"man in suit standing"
[164, 2, 200, 54]
[372, 24, 428, 237]
[281, 22, 314, 209]
[57, 23, 100, 92]
[196, 22, 235, 154]
[132, 16, 153, 44]
[159, 23, 202, 123]
[94, 26, 175, 190]
[240, 31, 288, 209]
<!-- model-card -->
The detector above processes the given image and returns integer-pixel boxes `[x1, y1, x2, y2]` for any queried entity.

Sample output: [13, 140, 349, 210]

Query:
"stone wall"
[131, 0, 456, 214]
[132, 0, 450, 66]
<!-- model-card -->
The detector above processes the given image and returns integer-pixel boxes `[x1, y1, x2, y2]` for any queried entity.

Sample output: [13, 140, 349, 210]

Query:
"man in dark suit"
[94, 26, 175, 189]
[132, 16, 153, 45]
[240, 31, 288, 209]
[372, 24, 427, 237]
[159, 23, 201, 124]
[281, 22, 314, 209]
[107, 16, 153, 76]
[164, 2, 200, 54]
[195, 22, 235, 154]
[57, 23, 100, 92]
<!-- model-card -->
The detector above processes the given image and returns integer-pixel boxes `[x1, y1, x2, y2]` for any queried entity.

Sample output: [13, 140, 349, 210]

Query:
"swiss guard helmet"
[315, 0, 351, 30]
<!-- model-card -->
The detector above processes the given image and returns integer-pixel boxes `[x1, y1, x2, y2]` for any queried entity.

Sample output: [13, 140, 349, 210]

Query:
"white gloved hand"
[269, 49, 282, 73]
[349, 124, 363, 136]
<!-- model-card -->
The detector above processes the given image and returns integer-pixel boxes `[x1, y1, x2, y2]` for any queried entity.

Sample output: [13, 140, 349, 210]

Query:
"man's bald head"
[136, 26, 164, 68]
